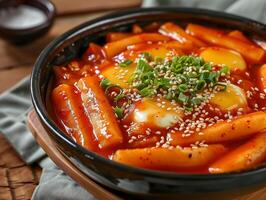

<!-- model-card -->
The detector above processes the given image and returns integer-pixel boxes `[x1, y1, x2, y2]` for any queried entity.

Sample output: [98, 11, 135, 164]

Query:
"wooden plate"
[27, 110, 266, 200]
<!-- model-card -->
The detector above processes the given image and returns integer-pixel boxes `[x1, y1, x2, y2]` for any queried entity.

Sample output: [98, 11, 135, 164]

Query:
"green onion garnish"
[191, 97, 204, 105]
[119, 59, 132, 67]
[215, 82, 228, 91]
[100, 78, 111, 90]
[114, 106, 124, 118]
[178, 93, 189, 103]
[220, 65, 230, 75]
[136, 58, 152, 72]
[129, 54, 229, 111]
[141, 52, 153, 61]
[139, 87, 153, 97]
[195, 80, 206, 91]
[114, 93, 125, 102]
[178, 84, 188, 92]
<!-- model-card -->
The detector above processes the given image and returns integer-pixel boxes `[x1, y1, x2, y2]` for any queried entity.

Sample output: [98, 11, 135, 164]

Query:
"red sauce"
[49, 22, 266, 174]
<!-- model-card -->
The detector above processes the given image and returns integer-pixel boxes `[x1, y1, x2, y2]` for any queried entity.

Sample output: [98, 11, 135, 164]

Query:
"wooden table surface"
[1, 1, 266, 200]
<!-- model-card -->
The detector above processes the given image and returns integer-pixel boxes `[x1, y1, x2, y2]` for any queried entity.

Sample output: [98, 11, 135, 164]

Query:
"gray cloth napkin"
[0, 77, 45, 164]
[0, 1, 265, 199]
[34, 157, 94, 200]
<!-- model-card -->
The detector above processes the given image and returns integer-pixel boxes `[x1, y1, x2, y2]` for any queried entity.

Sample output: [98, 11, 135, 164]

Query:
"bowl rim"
[31, 7, 266, 181]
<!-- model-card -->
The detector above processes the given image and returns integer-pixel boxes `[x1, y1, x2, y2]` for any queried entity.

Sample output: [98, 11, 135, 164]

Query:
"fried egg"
[132, 98, 184, 128]
[200, 47, 247, 71]
[210, 83, 247, 111]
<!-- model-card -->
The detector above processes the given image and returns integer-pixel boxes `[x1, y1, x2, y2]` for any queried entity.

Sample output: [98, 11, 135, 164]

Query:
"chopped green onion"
[187, 71, 198, 78]
[155, 78, 170, 89]
[171, 64, 183, 74]
[119, 59, 132, 67]
[196, 80, 206, 90]
[220, 65, 230, 75]
[114, 106, 124, 118]
[100, 78, 111, 89]
[137, 59, 152, 72]
[141, 52, 153, 61]
[178, 93, 189, 103]
[191, 97, 203, 105]
[114, 93, 125, 102]
[208, 72, 219, 83]
[100, 79, 131, 112]
[105, 85, 122, 95]
[200, 71, 210, 81]
[178, 84, 188, 92]
[139, 87, 153, 97]
[165, 93, 173, 100]
[203, 63, 212, 70]
[215, 82, 227, 91]
[184, 106, 193, 112]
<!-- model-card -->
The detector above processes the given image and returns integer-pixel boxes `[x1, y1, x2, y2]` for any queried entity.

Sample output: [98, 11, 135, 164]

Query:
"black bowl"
[31, 8, 266, 200]
[0, 0, 56, 45]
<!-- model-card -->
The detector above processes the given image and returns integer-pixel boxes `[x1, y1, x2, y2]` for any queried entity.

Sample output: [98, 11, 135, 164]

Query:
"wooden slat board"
[51, 0, 142, 15]
[0, 134, 42, 200]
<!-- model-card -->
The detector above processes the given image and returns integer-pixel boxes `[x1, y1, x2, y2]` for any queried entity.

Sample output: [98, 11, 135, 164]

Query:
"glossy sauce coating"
[50, 22, 266, 173]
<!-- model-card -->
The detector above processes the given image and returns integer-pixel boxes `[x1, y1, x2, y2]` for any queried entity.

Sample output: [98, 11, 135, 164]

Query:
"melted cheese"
[210, 84, 247, 111]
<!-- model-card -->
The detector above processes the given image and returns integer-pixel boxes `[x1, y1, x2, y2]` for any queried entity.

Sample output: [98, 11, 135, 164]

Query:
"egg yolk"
[200, 47, 247, 71]
[132, 98, 184, 128]
[210, 83, 247, 112]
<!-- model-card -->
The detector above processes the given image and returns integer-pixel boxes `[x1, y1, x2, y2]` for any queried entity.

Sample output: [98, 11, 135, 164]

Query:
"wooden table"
[0, 1, 266, 199]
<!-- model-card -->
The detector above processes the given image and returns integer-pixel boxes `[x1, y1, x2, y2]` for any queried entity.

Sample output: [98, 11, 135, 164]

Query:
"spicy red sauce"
[50, 22, 266, 174]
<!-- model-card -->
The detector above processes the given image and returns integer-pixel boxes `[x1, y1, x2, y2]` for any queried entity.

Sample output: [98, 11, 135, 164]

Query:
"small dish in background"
[0, 0, 56, 45]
